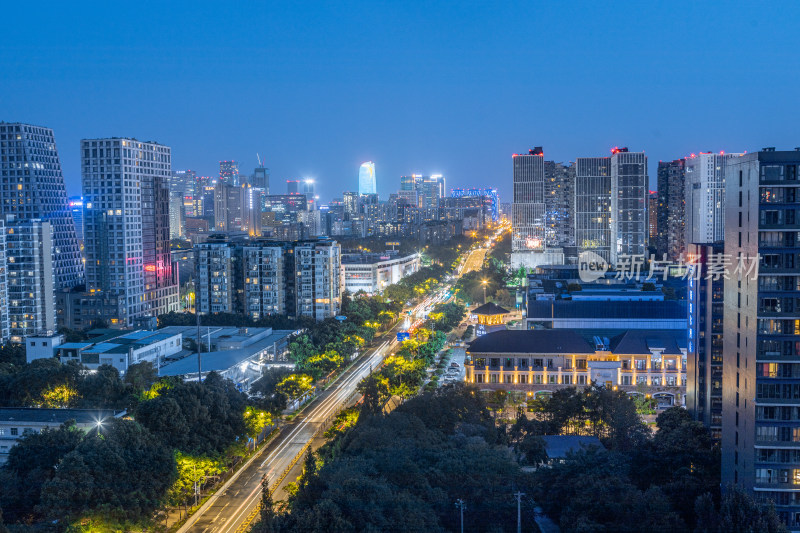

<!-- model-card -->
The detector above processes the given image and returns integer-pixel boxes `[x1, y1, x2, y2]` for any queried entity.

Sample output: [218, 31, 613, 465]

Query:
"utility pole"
[455, 499, 466, 533]
[514, 491, 525, 533]
[196, 279, 202, 383]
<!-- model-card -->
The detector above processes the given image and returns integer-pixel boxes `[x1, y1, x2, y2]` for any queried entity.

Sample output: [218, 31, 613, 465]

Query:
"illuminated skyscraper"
[82, 137, 179, 325]
[359, 161, 377, 196]
[0, 123, 84, 289]
[610, 148, 648, 263]
[511, 148, 563, 268]
[219, 160, 239, 186]
[575, 156, 612, 261]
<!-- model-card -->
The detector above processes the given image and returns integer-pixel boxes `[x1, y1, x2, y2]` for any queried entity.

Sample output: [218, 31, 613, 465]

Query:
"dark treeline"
[0, 371, 267, 531]
[260, 386, 533, 532]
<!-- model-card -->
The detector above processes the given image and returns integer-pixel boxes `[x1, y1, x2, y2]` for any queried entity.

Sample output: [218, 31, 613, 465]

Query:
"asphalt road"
[178, 334, 399, 533]
[178, 244, 494, 533]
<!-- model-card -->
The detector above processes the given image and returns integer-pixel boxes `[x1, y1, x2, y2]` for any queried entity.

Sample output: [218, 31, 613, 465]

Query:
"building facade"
[196, 238, 236, 314]
[82, 137, 179, 326]
[5, 219, 55, 342]
[341, 252, 420, 295]
[656, 159, 686, 261]
[464, 329, 686, 407]
[0, 123, 84, 289]
[544, 161, 575, 248]
[359, 161, 377, 196]
[219, 160, 239, 186]
[722, 149, 800, 529]
[686, 243, 724, 440]
[575, 156, 612, 262]
[610, 148, 648, 263]
[686, 152, 741, 245]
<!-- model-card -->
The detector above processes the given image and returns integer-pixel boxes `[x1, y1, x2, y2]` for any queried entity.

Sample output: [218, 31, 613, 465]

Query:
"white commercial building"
[54, 329, 183, 373]
[341, 252, 421, 295]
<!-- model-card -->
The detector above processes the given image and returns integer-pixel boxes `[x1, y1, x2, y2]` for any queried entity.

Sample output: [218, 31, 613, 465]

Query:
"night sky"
[2, 1, 799, 201]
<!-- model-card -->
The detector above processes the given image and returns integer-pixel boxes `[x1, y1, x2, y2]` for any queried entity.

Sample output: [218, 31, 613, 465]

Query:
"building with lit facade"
[464, 329, 686, 406]
[196, 237, 237, 314]
[686, 151, 742, 245]
[219, 160, 239, 186]
[341, 252, 420, 295]
[5, 218, 55, 342]
[656, 159, 686, 261]
[544, 161, 575, 248]
[512, 148, 564, 268]
[609, 148, 648, 263]
[686, 243, 724, 440]
[575, 156, 612, 262]
[82, 137, 179, 326]
[0, 123, 84, 290]
[359, 161, 377, 196]
[721, 148, 800, 529]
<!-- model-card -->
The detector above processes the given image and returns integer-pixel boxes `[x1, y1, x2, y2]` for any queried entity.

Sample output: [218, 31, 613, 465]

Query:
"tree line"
[0, 370, 272, 531]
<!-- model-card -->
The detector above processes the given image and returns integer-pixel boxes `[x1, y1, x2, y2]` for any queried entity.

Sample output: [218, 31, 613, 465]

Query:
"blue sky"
[2, 1, 799, 201]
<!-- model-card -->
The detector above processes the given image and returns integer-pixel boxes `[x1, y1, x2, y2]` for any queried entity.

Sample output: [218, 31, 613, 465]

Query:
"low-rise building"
[464, 329, 686, 407]
[158, 326, 297, 390]
[341, 252, 420, 295]
[54, 329, 183, 373]
[0, 408, 125, 464]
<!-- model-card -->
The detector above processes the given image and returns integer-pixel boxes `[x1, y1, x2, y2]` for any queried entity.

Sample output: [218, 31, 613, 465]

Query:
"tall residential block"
[295, 240, 341, 320]
[575, 156, 612, 261]
[5, 218, 55, 342]
[686, 242, 724, 440]
[610, 148, 648, 263]
[82, 137, 179, 325]
[196, 238, 236, 314]
[0, 123, 84, 289]
[686, 151, 741, 245]
[242, 242, 287, 319]
[656, 159, 686, 261]
[722, 148, 800, 529]
[359, 161, 377, 196]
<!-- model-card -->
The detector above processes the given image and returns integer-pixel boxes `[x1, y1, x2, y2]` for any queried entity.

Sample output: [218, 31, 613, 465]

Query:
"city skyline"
[3, 2, 799, 202]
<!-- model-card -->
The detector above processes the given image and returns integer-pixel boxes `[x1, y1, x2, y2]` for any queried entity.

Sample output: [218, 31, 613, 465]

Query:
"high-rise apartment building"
[0, 123, 84, 289]
[295, 240, 341, 320]
[0, 223, 9, 341]
[242, 242, 287, 319]
[82, 137, 179, 326]
[359, 161, 377, 196]
[648, 191, 658, 245]
[722, 148, 800, 529]
[610, 148, 648, 263]
[5, 218, 55, 342]
[575, 156, 612, 262]
[169, 195, 184, 239]
[219, 160, 239, 186]
[343, 192, 359, 218]
[544, 161, 575, 247]
[196, 238, 236, 314]
[656, 159, 686, 261]
[686, 242, 724, 440]
[686, 151, 742, 245]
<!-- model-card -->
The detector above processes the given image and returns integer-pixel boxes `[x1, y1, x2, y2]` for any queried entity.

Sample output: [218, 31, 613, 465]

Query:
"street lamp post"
[455, 499, 466, 533]
[482, 279, 488, 303]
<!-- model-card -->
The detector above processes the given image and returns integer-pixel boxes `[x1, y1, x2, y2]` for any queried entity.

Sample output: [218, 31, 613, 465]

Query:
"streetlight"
[481, 279, 488, 303]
